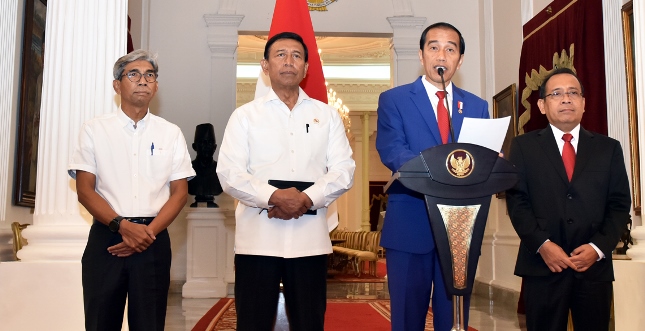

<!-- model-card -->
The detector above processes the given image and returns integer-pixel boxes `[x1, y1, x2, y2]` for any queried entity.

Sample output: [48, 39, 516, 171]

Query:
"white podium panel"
[614, 260, 645, 330]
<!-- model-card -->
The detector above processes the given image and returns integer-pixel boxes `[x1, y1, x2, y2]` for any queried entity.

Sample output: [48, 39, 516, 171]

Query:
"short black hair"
[263, 32, 309, 62]
[538, 67, 585, 99]
[419, 22, 465, 55]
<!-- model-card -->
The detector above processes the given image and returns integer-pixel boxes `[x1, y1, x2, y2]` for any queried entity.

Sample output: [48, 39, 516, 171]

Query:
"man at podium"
[376, 22, 489, 331]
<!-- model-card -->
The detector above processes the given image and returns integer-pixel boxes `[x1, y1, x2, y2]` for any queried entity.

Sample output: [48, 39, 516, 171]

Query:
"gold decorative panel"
[437, 204, 481, 289]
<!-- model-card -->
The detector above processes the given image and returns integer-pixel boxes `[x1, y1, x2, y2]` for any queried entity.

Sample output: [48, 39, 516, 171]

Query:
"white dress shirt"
[217, 88, 355, 258]
[421, 75, 454, 119]
[68, 109, 195, 217]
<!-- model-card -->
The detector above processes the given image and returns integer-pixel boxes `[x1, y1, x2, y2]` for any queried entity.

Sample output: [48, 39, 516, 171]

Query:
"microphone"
[437, 67, 456, 143]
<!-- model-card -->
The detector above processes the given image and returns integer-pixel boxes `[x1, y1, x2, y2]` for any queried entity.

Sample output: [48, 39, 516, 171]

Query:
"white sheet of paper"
[457, 117, 511, 152]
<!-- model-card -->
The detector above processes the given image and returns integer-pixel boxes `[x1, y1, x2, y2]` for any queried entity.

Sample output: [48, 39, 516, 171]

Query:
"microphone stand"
[438, 69, 464, 331]
[438, 68, 456, 143]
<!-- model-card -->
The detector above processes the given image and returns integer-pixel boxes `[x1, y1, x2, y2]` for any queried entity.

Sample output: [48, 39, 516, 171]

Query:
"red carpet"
[327, 259, 387, 283]
[192, 298, 478, 331]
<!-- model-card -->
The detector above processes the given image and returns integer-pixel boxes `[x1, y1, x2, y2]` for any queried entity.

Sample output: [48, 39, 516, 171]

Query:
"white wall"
[475, 0, 524, 292]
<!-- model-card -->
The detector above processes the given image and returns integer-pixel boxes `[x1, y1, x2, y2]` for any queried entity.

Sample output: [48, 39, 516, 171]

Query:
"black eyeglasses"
[544, 90, 582, 101]
[122, 71, 158, 83]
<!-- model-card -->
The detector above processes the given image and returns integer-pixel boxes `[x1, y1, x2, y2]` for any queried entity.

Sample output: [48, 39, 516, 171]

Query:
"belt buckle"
[130, 218, 146, 225]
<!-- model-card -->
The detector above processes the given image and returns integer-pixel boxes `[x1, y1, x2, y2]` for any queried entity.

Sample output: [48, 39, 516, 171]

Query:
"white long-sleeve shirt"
[217, 88, 355, 258]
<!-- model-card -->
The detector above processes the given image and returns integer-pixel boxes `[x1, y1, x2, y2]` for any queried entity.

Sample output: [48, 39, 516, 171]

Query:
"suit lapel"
[410, 78, 443, 144]
[537, 126, 570, 184]
[450, 86, 466, 140]
[572, 127, 594, 183]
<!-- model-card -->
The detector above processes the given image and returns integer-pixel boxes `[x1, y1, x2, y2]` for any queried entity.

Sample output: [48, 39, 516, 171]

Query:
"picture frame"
[493, 84, 518, 159]
[14, 0, 47, 207]
[622, 1, 640, 214]
[492, 83, 517, 199]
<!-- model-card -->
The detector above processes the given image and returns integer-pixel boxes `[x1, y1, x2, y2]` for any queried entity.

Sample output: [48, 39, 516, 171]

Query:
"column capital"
[203, 14, 244, 27]
[203, 14, 244, 57]
[387, 16, 426, 60]
[386, 16, 427, 29]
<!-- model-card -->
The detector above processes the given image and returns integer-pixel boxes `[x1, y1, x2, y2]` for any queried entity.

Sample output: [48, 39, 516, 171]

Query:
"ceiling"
[237, 35, 392, 66]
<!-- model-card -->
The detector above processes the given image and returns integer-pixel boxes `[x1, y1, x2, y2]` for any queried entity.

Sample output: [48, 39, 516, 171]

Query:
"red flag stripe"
[268, 0, 328, 103]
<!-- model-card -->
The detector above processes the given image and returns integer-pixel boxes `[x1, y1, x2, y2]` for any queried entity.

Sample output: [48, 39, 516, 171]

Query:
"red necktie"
[436, 91, 449, 144]
[562, 133, 575, 181]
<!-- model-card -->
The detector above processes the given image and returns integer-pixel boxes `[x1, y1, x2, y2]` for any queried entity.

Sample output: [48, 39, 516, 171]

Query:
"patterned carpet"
[192, 298, 478, 331]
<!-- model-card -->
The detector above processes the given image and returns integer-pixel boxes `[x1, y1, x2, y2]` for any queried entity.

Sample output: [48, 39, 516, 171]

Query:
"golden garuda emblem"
[446, 149, 474, 178]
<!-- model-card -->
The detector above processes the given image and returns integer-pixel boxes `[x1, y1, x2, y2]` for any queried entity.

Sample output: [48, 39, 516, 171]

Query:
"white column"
[19, 0, 128, 261]
[387, 16, 426, 87]
[606, 4, 645, 329]
[0, 1, 128, 330]
[360, 113, 371, 231]
[634, 0, 645, 225]
[602, 0, 632, 199]
[203, 14, 244, 149]
[0, 1, 18, 223]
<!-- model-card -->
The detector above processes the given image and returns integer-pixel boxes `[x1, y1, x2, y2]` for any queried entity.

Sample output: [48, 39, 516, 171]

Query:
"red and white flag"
[254, 0, 328, 103]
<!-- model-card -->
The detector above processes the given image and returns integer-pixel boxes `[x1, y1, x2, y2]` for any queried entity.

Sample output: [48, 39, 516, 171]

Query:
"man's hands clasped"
[539, 241, 600, 273]
[267, 187, 313, 220]
[107, 220, 156, 257]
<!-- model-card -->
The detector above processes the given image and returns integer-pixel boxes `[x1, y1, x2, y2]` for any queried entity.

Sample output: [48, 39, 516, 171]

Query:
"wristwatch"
[109, 216, 125, 233]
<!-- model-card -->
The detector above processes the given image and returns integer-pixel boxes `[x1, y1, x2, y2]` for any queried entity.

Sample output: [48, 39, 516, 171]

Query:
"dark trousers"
[523, 272, 612, 331]
[82, 221, 171, 331]
[234, 254, 328, 331]
[386, 248, 470, 331]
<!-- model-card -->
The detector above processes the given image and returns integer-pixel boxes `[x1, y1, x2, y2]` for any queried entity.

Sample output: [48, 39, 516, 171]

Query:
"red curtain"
[268, 0, 328, 103]
[517, 0, 606, 135]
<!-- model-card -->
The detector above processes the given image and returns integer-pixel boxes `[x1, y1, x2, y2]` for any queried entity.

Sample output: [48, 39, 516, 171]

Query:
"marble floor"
[165, 281, 526, 331]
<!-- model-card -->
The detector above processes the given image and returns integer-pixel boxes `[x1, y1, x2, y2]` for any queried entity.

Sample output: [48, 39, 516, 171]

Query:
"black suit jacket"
[506, 126, 631, 281]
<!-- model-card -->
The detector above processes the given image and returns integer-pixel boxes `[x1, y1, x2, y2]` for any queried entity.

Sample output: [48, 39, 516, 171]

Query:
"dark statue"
[188, 123, 223, 207]
[614, 216, 633, 255]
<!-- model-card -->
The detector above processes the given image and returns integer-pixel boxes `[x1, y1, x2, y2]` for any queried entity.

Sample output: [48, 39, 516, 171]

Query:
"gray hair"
[113, 49, 159, 80]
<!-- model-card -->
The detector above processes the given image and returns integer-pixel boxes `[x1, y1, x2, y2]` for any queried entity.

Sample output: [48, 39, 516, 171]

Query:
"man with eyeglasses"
[68, 49, 195, 331]
[506, 67, 631, 331]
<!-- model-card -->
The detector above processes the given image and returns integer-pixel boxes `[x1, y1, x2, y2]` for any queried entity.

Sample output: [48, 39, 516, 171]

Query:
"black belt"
[126, 217, 155, 225]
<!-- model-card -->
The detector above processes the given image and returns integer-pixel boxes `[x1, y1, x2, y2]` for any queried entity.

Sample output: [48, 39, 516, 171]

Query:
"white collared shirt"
[68, 109, 195, 217]
[551, 123, 580, 155]
[421, 75, 454, 118]
[217, 88, 356, 258]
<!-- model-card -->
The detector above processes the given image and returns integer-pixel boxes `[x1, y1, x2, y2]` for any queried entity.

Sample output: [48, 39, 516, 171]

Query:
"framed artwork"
[492, 84, 518, 160]
[622, 1, 640, 214]
[492, 84, 517, 199]
[14, 0, 47, 207]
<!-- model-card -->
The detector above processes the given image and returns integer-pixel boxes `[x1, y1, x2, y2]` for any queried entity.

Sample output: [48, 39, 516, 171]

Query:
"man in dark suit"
[376, 22, 489, 331]
[506, 68, 631, 331]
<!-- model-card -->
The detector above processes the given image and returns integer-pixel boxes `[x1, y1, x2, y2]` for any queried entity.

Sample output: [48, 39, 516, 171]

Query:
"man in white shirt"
[217, 32, 355, 331]
[68, 49, 195, 331]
